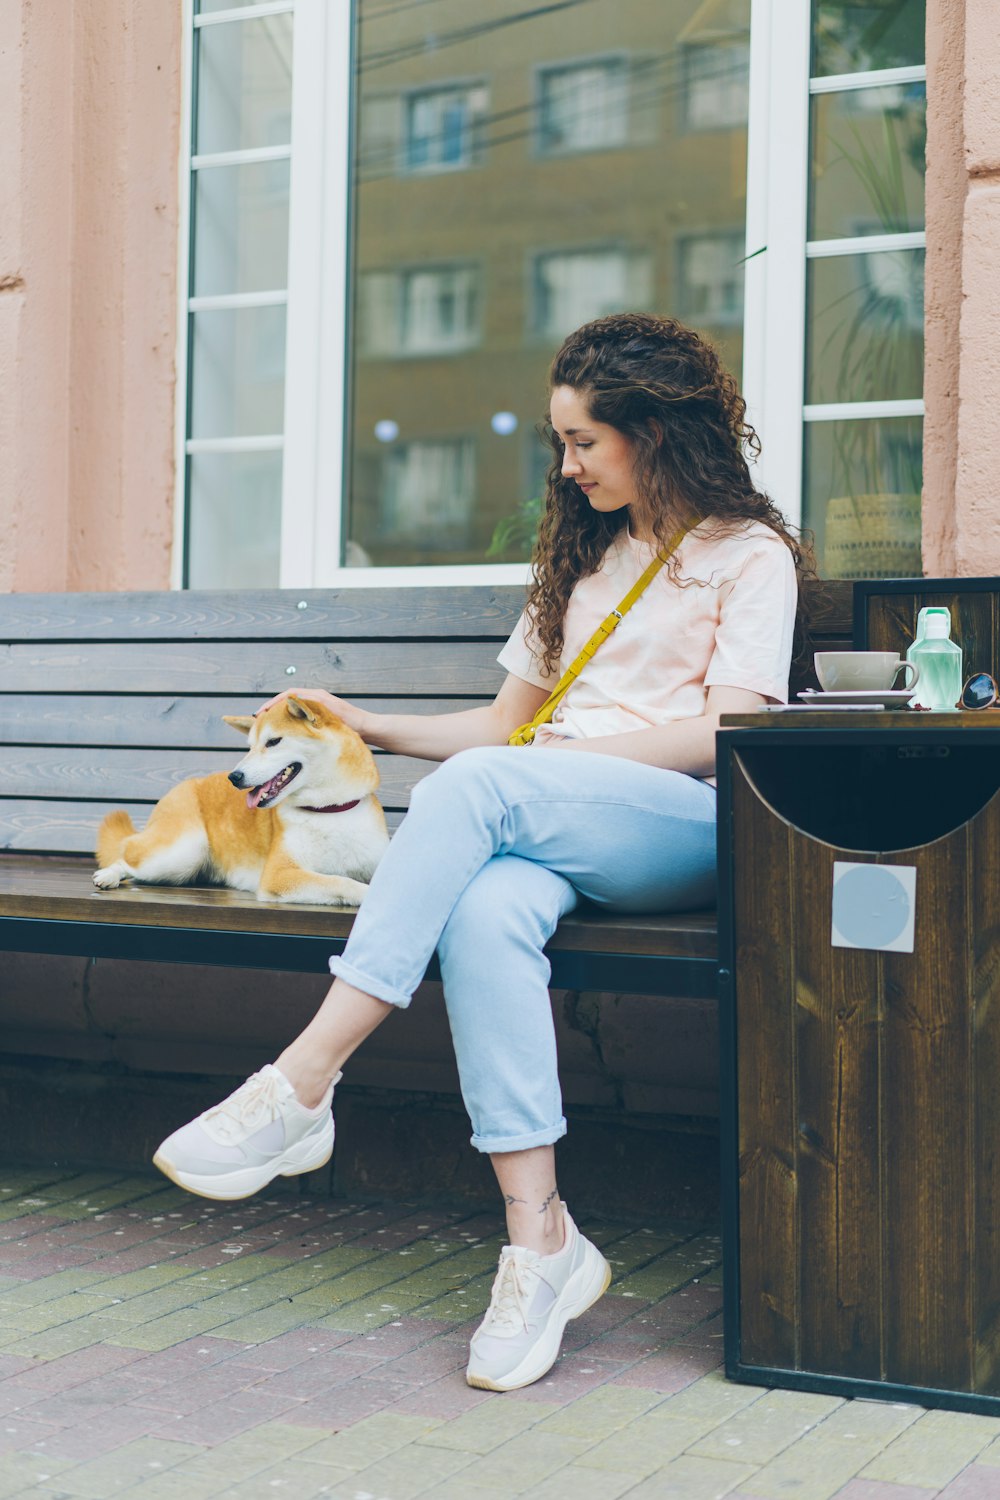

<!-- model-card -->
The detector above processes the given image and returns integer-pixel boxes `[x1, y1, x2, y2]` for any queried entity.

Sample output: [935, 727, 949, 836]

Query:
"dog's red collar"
[300, 799, 362, 814]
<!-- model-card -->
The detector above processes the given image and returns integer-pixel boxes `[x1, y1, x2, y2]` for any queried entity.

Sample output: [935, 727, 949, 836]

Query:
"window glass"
[812, 0, 926, 76]
[809, 84, 925, 240]
[193, 159, 290, 297]
[682, 39, 750, 132]
[803, 417, 922, 578]
[189, 306, 287, 439]
[187, 451, 283, 589]
[195, 13, 293, 157]
[346, 0, 752, 567]
[677, 232, 745, 327]
[533, 250, 653, 344]
[805, 249, 924, 406]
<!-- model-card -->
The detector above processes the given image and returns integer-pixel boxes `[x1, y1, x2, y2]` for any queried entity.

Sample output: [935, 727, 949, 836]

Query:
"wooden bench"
[0, 580, 852, 1061]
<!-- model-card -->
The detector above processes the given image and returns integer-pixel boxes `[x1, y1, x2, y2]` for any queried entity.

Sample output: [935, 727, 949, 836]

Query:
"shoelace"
[205, 1071, 283, 1143]
[482, 1253, 540, 1334]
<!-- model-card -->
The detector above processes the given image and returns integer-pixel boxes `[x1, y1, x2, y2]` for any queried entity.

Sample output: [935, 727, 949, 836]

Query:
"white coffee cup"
[814, 651, 920, 692]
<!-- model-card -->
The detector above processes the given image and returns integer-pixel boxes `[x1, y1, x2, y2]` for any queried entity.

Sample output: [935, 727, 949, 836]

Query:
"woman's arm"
[257, 674, 551, 762]
[552, 685, 767, 778]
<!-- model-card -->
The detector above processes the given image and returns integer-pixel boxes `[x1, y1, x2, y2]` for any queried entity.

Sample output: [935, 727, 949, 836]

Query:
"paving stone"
[521, 1463, 648, 1500]
[293, 1409, 443, 1469]
[313, 1290, 434, 1333]
[0, 1270, 112, 1309]
[212, 1456, 356, 1499]
[0, 1292, 121, 1335]
[532, 1382, 663, 1439]
[4, 1344, 148, 1392]
[36, 1436, 203, 1497]
[826, 1481, 950, 1499]
[420, 1396, 558, 1454]
[282, 1377, 405, 1430]
[0, 1452, 77, 1498]
[175, 1422, 346, 1483]
[306, 1441, 473, 1498]
[860, 1409, 1000, 1489]
[574, 1413, 709, 1476]
[624, 1453, 756, 1499]
[689, 1389, 845, 1466]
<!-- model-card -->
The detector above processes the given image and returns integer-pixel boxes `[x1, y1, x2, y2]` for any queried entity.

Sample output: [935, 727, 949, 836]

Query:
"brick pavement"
[0, 1169, 997, 1498]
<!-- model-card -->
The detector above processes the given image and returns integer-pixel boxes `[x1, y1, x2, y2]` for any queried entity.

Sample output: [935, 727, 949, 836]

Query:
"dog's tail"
[96, 809, 135, 866]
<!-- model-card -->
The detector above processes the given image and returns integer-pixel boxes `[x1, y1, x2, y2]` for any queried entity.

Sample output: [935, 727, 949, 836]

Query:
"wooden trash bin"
[717, 714, 1000, 1415]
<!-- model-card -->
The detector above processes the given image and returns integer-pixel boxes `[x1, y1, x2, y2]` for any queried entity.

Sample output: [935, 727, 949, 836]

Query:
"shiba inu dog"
[93, 697, 388, 905]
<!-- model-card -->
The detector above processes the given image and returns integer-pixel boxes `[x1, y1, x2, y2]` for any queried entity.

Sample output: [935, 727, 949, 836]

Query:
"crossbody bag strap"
[507, 524, 691, 747]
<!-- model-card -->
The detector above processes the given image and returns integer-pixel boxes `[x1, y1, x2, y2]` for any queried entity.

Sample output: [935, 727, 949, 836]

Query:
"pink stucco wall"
[0, 0, 180, 593]
[923, 0, 1000, 574]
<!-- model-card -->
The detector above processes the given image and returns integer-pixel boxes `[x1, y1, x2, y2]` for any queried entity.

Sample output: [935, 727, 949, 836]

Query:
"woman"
[154, 312, 807, 1392]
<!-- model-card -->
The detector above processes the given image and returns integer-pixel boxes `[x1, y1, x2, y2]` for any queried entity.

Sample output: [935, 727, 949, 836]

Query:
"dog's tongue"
[246, 784, 269, 810]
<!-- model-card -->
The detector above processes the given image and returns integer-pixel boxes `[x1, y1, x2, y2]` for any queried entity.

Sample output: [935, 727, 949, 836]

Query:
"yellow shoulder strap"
[507, 525, 690, 746]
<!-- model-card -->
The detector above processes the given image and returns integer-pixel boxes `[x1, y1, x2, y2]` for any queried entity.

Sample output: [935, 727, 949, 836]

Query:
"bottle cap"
[924, 613, 950, 639]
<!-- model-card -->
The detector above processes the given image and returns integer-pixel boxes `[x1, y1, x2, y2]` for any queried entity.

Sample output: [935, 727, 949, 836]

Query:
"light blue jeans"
[329, 747, 717, 1154]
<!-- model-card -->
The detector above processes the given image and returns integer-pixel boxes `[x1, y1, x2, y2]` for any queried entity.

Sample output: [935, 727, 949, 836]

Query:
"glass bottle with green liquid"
[906, 606, 963, 711]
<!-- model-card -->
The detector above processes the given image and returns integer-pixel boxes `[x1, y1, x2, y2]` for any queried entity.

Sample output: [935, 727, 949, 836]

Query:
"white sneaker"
[466, 1207, 611, 1391]
[152, 1064, 338, 1201]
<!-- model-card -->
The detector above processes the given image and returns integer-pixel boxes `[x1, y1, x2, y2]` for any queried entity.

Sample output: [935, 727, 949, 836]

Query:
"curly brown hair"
[525, 312, 815, 673]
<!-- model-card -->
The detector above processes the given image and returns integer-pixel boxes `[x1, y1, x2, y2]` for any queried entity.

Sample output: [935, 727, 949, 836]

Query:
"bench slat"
[0, 642, 508, 696]
[0, 855, 718, 961]
[0, 587, 528, 642]
[0, 748, 431, 805]
[0, 801, 410, 855]
[0, 696, 484, 748]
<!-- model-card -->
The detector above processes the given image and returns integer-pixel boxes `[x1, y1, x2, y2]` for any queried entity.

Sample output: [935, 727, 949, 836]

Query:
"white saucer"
[798, 688, 915, 708]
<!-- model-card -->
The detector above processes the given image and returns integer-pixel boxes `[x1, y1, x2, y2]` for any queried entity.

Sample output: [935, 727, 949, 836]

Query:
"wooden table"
[717, 709, 1000, 1414]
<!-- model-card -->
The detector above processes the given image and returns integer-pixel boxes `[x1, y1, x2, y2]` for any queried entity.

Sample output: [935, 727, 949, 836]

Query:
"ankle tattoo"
[538, 1187, 558, 1215]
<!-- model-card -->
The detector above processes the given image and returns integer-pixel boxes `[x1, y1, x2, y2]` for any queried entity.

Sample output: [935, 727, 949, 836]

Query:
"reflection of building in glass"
[348, 0, 754, 568]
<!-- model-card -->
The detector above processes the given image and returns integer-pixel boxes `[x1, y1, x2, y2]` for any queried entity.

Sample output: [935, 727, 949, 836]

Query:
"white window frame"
[741, 0, 926, 527]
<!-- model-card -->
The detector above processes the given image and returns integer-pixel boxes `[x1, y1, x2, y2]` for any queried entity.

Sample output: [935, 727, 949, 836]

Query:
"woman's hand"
[255, 688, 374, 741]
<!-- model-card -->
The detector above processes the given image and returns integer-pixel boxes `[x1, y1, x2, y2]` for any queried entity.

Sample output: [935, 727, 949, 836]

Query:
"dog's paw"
[93, 866, 123, 890]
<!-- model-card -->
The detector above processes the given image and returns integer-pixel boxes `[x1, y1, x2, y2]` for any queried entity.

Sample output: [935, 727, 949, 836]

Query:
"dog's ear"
[286, 696, 318, 724]
[222, 715, 255, 737]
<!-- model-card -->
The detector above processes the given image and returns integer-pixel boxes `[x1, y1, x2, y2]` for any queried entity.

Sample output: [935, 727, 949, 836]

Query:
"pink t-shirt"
[497, 520, 797, 747]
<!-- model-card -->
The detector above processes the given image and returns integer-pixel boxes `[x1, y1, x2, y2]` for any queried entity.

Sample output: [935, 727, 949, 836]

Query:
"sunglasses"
[958, 672, 1000, 710]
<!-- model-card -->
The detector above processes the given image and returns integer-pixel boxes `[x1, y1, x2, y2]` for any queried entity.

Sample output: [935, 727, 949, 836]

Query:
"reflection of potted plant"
[821, 99, 925, 579]
[487, 493, 544, 562]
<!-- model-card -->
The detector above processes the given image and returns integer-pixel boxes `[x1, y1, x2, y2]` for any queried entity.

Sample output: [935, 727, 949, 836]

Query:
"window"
[180, 0, 294, 590]
[738, 0, 926, 579]
[532, 249, 653, 344]
[403, 85, 487, 174]
[682, 38, 751, 131]
[537, 58, 630, 155]
[175, 2, 920, 586]
[360, 266, 481, 356]
[677, 232, 745, 328]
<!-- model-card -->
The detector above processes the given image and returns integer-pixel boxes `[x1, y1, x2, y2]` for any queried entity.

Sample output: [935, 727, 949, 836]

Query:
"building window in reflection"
[360, 266, 481, 356]
[532, 249, 653, 343]
[404, 84, 488, 174]
[677, 231, 745, 329]
[681, 38, 750, 132]
[536, 57, 630, 155]
[380, 439, 477, 550]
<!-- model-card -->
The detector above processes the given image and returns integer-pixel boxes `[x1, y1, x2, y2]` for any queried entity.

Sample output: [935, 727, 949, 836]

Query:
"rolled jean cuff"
[469, 1117, 568, 1155]
[328, 956, 413, 1010]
